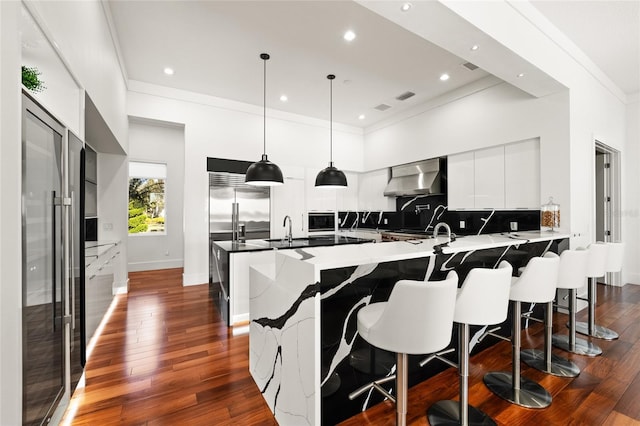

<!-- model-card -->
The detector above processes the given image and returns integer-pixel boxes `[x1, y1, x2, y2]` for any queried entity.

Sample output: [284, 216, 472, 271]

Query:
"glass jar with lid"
[541, 197, 560, 232]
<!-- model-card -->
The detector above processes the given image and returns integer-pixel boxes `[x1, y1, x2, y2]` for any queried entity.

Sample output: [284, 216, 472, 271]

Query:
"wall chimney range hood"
[383, 158, 445, 197]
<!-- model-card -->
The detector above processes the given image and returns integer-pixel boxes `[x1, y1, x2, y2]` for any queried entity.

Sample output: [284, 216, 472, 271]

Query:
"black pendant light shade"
[246, 154, 284, 186]
[315, 74, 347, 188]
[246, 53, 283, 186]
[315, 162, 348, 187]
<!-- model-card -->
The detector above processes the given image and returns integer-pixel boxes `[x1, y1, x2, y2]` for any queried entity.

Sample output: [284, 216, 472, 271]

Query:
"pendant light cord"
[330, 76, 333, 163]
[263, 56, 267, 156]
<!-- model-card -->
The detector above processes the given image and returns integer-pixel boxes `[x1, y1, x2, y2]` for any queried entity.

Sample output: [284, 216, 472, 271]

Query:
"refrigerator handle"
[70, 191, 76, 332]
[52, 190, 57, 332]
[232, 202, 239, 241]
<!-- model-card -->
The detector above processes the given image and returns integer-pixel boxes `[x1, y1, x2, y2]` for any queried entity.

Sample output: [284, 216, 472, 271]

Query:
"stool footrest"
[419, 347, 457, 369]
[348, 374, 395, 401]
[479, 326, 509, 343]
[427, 400, 496, 426]
[521, 313, 544, 323]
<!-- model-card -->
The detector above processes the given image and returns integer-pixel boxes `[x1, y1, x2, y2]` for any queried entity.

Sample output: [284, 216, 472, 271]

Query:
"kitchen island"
[249, 231, 570, 425]
[210, 235, 374, 325]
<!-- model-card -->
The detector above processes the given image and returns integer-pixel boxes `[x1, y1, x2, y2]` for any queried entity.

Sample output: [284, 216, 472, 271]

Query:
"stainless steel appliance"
[383, 157, 447, 197]
[208, 172, 270, 323]
[308, 211, 336, 234]
[22, 91, 85, 425]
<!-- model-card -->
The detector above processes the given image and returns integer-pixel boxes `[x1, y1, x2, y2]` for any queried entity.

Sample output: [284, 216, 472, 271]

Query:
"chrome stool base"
[483, 372, 552, 409]
[520, 349, 580, 377]
[552, 333, 602, 357]
[428, 400, 496, 426]
[573, 321, 619, 340]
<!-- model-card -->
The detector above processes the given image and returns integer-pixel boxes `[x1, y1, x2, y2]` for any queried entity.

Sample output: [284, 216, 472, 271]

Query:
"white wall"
[26, 0, 128, 150]
[364, 82, 570, 227]
[127, 81, 364, 285]
[624, 98, 639, 284]
[0, 2, 23, 424]
[127, 119, 185, 271]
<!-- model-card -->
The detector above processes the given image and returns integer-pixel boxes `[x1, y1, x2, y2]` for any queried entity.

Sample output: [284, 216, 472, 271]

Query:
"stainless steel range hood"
[383, 158, 444, 197]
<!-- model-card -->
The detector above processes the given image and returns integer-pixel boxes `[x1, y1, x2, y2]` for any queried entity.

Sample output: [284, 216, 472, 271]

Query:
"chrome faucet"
[283, 215, 292, 243]
[433, 222, 455, 242]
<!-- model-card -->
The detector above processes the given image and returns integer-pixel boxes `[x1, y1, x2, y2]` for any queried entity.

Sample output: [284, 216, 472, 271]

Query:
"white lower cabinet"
[85, 243, 120, 349]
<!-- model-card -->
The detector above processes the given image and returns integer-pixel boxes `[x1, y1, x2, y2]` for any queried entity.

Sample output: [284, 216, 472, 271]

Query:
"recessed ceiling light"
[358, 114, 366, 120]
[343, 30, 356, 42]
[471, 45, 479, 51]
[163, 67, 174, 76]
[401, 3, 412, 12]
[280, 95, 288, 102]
[439, 73, 450, 81]
[517, 73, 525, 78]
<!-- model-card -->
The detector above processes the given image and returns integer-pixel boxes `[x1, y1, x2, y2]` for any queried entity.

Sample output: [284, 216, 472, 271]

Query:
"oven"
[307, 212, 336, 234]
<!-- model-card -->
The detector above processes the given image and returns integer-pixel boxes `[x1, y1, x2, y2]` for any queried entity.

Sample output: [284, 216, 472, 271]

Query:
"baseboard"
[182, 271, 208, 286]
[127, 259, 183, 272]
[624, 272, 640, 286]
[232, 313, 249, 325]
[114, 278, 129, 294]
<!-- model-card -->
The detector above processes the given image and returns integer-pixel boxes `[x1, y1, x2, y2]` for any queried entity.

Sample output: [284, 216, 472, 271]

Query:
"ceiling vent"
[374, 103, 392, 111]
[395, 91, 415, 101]
[462, 62, 479, 71]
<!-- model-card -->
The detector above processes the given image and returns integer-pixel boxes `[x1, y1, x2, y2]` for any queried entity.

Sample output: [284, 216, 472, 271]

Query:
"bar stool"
[484, 252, 559, 408]
[348, 272, 458, 426]
[521, 250, 584, 376]
[552, 248, 602, 356]
[574, 242, 621, 340]
[427, 260, 512, 426]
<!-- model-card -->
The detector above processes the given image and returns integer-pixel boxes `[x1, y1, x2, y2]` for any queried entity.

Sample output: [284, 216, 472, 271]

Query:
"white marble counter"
[278, 230, 569, 270]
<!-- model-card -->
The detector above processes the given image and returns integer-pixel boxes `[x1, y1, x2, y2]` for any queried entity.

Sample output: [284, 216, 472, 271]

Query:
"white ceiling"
[530, 0, 639, 96]
[107, 0, 491, 128]
[105, 1, 638, 129]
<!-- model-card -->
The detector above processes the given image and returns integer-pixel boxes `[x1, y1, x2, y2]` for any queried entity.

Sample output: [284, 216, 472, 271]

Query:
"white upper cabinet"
[336, 171, 359, 211]
[474, 145, 505, 209]
[447, 138, 540, 210]
[305, 168, 337, 212]
[271, 177, 307, 238]
[357, 169, 395, 212]
[504, 138, 540, 209]
[447, 151, 475, 210]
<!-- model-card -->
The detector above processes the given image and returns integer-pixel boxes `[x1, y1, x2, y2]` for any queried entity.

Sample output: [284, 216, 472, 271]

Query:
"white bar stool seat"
[574, 242, 623, 340]
[427, 261, 512, 426]
[552, 248, 602, 356]
[484, 252, 559, 409]
[348, 272, 458, 426]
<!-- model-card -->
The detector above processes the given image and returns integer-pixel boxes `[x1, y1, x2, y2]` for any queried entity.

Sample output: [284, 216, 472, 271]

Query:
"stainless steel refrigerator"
[22, 91, 84, 425]
[208, 172, 270, 324]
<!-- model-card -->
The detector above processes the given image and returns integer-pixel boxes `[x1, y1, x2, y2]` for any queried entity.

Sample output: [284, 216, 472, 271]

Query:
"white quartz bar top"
[279, 231, 570, 270]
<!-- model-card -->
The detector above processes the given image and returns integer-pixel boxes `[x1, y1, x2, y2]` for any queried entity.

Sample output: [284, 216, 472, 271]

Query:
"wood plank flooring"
[62, 268, 640, 425]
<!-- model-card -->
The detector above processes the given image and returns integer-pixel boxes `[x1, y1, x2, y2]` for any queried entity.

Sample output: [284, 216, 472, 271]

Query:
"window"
[128, 161, 166, 234]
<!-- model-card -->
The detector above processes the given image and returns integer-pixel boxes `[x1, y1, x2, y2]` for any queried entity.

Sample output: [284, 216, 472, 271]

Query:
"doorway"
[594, 141, 621, 285]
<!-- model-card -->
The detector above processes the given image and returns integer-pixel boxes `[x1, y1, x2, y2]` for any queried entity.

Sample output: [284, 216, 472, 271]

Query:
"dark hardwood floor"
[63, 269, 640, 425]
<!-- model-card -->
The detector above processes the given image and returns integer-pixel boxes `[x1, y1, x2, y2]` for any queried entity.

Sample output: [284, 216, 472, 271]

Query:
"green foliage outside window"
[128, 177, 165, 234]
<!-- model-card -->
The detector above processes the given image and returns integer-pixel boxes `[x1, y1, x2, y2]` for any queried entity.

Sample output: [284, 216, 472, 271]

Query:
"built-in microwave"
[308, 212, 336, 233]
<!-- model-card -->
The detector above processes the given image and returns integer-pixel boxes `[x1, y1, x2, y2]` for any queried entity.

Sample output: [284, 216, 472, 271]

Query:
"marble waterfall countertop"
[276, 230, 570, 270]
[249, 230, 569, 425]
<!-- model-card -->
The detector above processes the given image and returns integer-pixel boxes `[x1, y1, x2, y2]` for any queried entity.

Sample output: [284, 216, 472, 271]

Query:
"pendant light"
[245, 53, 284, 186]
[315, 74, 348, 188]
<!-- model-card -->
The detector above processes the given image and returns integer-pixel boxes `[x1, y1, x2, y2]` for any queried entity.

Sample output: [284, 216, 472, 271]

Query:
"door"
[22, 94, 66, 425]
[68, 131, 85, 386]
